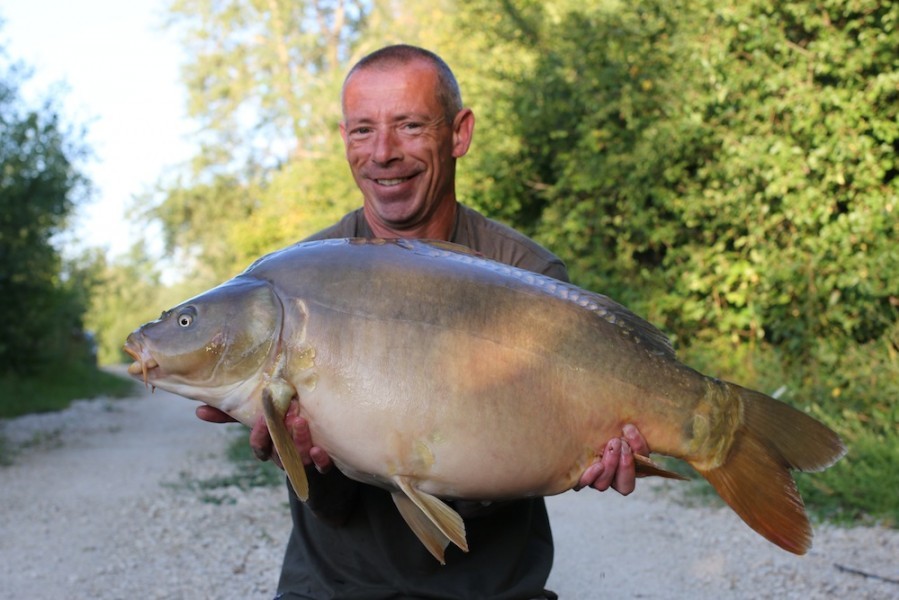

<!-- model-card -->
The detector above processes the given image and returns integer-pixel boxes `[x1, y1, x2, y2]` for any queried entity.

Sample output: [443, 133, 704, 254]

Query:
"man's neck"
[365, 200, 457, 241]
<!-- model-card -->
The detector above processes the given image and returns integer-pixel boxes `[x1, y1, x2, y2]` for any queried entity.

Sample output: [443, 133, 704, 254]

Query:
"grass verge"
[0, 362, 137, 419]
[165, 425, 285, 504]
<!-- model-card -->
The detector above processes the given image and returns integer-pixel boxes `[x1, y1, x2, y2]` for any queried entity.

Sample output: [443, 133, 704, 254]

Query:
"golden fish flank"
[123, 238, 845, 564]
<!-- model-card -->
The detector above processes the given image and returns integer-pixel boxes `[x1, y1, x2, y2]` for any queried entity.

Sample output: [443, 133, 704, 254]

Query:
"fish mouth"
[123, 342, 159, 389]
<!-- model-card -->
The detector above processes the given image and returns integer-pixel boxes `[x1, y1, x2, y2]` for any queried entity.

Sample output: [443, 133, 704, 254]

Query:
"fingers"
[285, 404, 313, 464]
[587, 438, 636, 495]
[583, 438, 623, 492]
[611, 441, 636, 495]
[308, 446, 334, 474]
[195, 405, 237, 423]
[249, 414, 274, 463]
[575, 461, 604, 491]
[580, 424, 648, 495]
[284, 405, 333, 474]
[607, 424, 642, 495]
[623, 423, 650, 457]
[223, 398, 332, 476]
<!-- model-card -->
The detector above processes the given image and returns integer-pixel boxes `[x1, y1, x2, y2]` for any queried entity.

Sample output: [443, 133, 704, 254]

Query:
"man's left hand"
[576, 424, 648, 496]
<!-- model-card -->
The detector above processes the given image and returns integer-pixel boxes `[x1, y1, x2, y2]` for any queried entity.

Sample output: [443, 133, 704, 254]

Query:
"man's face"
[340, 60, 473, 233]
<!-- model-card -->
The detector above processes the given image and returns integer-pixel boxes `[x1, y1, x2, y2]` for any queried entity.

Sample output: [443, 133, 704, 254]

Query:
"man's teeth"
[376, 177, 409, 186]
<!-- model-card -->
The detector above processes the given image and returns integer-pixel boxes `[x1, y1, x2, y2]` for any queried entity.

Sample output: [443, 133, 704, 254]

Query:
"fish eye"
[177, 307, 197, 327]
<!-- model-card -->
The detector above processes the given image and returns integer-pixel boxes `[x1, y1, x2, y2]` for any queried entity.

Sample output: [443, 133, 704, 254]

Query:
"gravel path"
[1, 376, 896, 599]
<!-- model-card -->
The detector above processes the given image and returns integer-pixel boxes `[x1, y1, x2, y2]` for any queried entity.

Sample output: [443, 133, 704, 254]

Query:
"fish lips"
[123, 337, 159, 387]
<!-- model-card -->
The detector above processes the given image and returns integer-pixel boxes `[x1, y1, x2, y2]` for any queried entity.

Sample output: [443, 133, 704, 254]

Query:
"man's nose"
[371, 128, 401, 165]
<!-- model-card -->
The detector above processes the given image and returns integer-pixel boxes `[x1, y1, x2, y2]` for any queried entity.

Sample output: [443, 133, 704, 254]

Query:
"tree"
[459, 0, 898, 365]
[81, 243, 193, 365]
[144, 0, 380, 284]
[0, 40, 92, 373]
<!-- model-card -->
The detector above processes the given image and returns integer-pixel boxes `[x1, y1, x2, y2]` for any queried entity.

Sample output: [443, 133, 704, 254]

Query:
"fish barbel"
[123, 238, 845, 563]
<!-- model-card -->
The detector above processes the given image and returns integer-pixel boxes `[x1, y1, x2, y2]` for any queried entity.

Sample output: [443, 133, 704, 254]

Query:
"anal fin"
[391, 477, 468, 564]
[392, 492, 452, 564]
[634, 453, 690, 481]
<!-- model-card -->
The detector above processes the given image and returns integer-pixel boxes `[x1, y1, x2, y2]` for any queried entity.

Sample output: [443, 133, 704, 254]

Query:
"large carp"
[124, 238, 845, 563]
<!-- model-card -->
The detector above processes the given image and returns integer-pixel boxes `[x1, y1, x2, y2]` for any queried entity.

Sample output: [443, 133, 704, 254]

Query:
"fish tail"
[694, 383, 846, 555]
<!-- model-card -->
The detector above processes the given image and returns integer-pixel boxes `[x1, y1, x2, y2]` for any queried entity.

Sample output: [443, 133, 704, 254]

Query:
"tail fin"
[695, 384, 846, 555]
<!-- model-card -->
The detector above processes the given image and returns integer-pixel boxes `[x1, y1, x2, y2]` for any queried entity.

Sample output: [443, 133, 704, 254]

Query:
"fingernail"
[608, 438, 620, 453]
[623, 424, 638, 440]
[252, 447, 269, 461]
[621, 441, 632, 455]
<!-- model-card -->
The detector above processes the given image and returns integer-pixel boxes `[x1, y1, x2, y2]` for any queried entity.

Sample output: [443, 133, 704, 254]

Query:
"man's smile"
[375, 177, 413, 186]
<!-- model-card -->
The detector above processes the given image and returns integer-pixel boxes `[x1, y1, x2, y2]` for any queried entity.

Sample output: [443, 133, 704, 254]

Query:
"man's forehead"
[347, 57, 436, 86]
[342, 66, 442, 121]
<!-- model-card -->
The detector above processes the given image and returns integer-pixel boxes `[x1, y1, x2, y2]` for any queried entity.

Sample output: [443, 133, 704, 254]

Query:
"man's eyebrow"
[398, 113, 448, 125]
[346, 113, 436, 125]
[344, 116, 374, 126]
[392, 113, 429, 122]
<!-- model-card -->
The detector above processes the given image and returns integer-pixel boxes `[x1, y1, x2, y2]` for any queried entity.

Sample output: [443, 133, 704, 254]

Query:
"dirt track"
[1, 377, 896, 599]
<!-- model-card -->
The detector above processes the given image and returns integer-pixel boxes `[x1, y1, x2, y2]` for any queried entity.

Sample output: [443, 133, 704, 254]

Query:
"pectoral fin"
[634, 453, 690, 481]
[391, 477, 468, 564]
[261, 386, 308, 501]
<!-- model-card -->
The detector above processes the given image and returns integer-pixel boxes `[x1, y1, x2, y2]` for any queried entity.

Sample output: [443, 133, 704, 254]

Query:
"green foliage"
[0, 362, 136, 420]
[0, 38, 94, 375]
[82, 242, 217, 365]
[458, 0, 898, 523]
[167, 0, 365, 162]
[142, 0, 372, 283]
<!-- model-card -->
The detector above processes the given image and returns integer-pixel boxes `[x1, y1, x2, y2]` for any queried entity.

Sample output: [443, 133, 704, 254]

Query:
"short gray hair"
[342, 44, 463, 122]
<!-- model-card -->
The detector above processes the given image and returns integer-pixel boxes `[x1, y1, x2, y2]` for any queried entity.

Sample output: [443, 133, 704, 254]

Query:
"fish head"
[123, 277, 282, 414]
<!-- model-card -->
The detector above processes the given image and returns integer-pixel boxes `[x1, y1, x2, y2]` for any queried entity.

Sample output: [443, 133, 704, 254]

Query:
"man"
[198, 45, 649, 599]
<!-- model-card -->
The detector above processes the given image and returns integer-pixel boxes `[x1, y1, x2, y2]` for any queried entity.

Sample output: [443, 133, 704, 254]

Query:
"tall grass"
[0, 362, 136, 419]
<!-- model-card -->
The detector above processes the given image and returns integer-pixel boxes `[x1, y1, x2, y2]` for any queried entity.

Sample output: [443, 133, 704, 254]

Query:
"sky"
[3, 0, 196, 258]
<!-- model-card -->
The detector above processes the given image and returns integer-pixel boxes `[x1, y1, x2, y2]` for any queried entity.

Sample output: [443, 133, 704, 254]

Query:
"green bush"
[460, 0, 898, 524]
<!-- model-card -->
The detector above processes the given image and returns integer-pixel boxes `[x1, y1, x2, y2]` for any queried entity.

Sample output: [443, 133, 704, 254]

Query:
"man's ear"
[451, 108, 475, 158]
[339, 121, 348, 146]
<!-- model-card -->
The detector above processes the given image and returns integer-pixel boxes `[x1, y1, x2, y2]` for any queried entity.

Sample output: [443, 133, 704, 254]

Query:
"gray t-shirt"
[276, 204, 568, 599]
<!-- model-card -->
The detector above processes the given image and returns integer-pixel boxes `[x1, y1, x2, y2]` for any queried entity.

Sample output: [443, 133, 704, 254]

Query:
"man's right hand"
[195, 405, 237, 423]
[195, 403, 333, 473]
